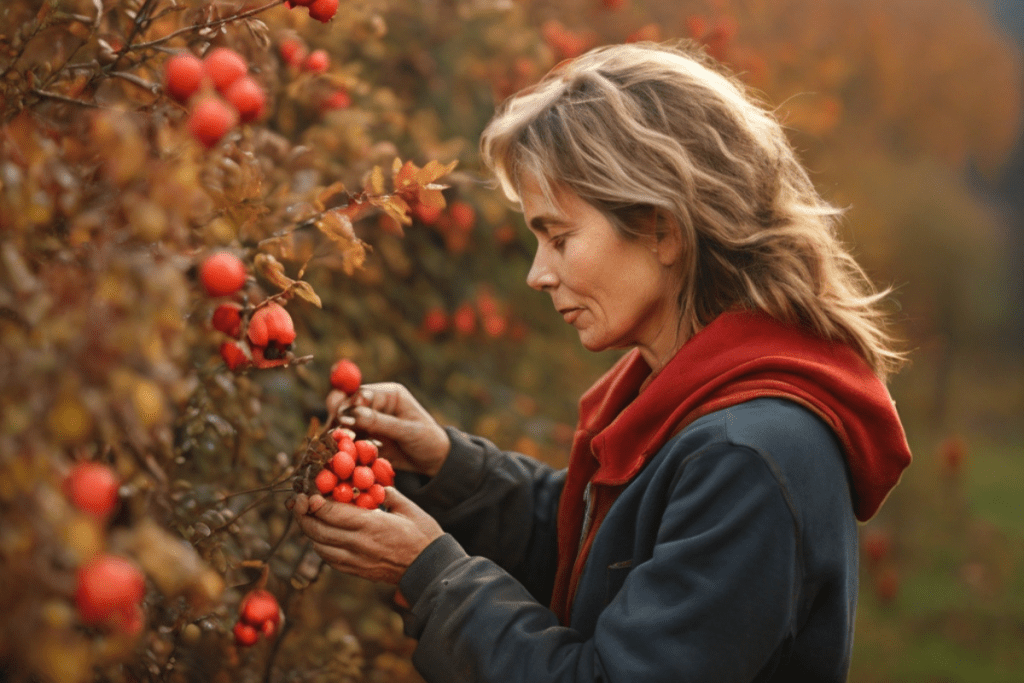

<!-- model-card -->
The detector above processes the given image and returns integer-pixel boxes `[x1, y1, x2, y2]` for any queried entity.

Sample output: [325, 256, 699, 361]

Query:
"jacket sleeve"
[394, 426, 565, 604]
[397, 442, 801, 683]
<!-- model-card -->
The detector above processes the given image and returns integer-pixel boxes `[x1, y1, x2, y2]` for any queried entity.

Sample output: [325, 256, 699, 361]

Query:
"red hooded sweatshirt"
[549, 309, 912, 625]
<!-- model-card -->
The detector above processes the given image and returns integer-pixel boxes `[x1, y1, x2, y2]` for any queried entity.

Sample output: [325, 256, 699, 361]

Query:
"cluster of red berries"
[233, 589, 281, 647]
[277, 37, 351, 115]
[63, 462, 147, 634]
[163, 47, 267, 148]
[315, 429, 395, 509]
[199, 251, 297, 371]
[284, 0, 339, 22]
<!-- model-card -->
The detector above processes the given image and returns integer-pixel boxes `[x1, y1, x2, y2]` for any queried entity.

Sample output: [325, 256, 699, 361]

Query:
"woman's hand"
[289, 488, 444, 586]
[327, 382, 450, 478]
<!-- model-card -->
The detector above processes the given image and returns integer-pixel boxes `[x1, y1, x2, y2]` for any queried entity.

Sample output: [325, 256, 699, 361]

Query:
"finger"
[291, 493, 310, 516]
[307, 494, 327, 515]
[296, 512, 361, 548]
[311, 497, 372, 530]
[326, 389, 349, 419]
[381, 486, 415, 516]
[350, 405, 412, 442]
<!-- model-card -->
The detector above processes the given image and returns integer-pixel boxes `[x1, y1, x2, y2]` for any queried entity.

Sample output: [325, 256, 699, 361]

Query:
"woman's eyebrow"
[528, 215, 568, 234]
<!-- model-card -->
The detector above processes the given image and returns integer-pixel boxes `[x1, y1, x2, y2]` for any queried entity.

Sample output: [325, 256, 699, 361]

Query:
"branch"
[30, 88, 101, 108]
[110, 70, 160, 94]
[132, 0, 286, 52]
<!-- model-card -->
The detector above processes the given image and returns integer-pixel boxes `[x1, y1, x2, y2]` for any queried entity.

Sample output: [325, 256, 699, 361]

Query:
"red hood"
[549, 310, 912, 624]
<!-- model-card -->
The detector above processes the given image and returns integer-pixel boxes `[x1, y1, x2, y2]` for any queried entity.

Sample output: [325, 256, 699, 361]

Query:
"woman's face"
[522, 179, 684, 367]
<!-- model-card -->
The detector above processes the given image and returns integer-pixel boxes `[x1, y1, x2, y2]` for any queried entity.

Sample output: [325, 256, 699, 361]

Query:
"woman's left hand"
[289, 487, 444, 585]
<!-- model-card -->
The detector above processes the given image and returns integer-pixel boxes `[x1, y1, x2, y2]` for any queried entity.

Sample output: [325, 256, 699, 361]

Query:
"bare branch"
[29, 88, 101, 108]
[132, 0, 286, 53]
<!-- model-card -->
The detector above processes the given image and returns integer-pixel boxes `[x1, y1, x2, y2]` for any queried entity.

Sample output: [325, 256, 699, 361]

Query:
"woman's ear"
[652, 211, 684, 267]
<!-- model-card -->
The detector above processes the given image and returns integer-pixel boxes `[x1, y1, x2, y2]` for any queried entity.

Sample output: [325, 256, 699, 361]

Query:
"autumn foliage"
[0, 0, 1021, 682]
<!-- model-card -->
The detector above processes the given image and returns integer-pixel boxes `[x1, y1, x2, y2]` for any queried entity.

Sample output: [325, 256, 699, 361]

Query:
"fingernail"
[359, 388, 372, 401]
[339, 415, 355, 426]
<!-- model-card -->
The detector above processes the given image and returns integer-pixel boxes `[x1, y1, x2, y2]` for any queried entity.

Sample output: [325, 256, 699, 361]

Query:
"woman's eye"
[550, 234, 567, 249]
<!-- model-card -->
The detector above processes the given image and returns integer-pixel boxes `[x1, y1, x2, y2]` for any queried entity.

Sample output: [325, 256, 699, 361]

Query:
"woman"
[290, 40, 913, 682]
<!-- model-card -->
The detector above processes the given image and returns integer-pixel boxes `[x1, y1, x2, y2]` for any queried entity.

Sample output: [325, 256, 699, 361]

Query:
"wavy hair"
[479, 40, 906, 380]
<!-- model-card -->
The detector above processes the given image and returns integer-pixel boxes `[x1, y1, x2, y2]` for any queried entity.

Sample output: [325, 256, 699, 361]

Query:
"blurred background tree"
[1, 0, 1021, 681]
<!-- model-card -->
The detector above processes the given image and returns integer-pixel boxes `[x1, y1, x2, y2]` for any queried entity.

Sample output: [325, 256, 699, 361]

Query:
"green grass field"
[849, 433, 1024, 683]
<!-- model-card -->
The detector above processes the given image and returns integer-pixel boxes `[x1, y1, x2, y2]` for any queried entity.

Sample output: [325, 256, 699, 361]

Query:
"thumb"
[350, 405, 408, 442]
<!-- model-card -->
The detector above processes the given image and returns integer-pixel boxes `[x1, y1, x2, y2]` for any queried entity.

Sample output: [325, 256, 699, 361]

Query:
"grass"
[848, 430, 1024, 683]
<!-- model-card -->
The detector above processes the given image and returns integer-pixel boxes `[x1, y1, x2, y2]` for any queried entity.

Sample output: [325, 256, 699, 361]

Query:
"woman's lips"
[560, 307, 583, 324]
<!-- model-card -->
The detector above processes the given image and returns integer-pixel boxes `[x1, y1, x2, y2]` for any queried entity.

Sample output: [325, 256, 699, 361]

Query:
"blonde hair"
[480, 40, 906, 380]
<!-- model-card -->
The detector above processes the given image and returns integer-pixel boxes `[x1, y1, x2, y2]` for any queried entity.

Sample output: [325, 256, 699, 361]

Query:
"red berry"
[315, 468, 338, 495]
[261, 619, 277, 637]
[211, 303, 243, 337]
[320, 89, 351, 112]
[75, 555, 146, 629]
[187, 96, 237, 149]
[352, 465, 374, 491]
[421, 306, 447, 335]
[224, 76, 266, 124]
[862, 528, 892, 566]
[355, 492, 378, 509]
[354, 439, 377, 465]
[449, 201, 476, 231]
[200, 252, 247, 297]
[307, 0, 339, 23]
[220, 341, 250, 371]
[233, 621, 259, 646]
[164, 52, 205, 103]
[453, 302, 475, 336]
[203, 47, 248, 92]
[367, 483, 386, 506]
[413, 202, 443, 226]
[247, 302, 296, 347]
[65, 462, 120, 519]
[483, 313, 508, 338]
[330, 428, 353, 444]
[279, 38, 307, 67]
[330, 359, 361, 394]
[240, 589, 280, 627]
[302, 49, 330, 74]
[370, 457, 394, 487]
[331, 483, 354, 503]
[331, 450, 356, 480]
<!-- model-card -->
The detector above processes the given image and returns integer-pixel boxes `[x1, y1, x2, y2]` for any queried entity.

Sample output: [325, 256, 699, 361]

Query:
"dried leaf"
[369, 165, 385, 195]
[317, 181, 347, 206]
[415, 159, 458, 186]
[254, 253, 295, 291]
[316, 210, 356, 245]
[288, 280, 322, 308]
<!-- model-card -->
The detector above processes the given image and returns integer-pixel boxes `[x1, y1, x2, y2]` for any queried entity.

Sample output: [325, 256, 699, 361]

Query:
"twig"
[29, 88, 101, 108]
[132, 0, 286, 52]
[110, 70, 160, 93]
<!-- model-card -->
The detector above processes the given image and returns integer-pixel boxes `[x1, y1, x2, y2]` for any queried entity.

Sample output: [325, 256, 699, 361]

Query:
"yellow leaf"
[417, 187, 447, 210]
[288, 280, 322, 308]
[369, 165, 385, 195]
[254, 253, 295, 291]
[316, 210, 357, 245]
[317, 181, 348, 206]
[393, 159, 417, 188]
[415, 159, 458, 186]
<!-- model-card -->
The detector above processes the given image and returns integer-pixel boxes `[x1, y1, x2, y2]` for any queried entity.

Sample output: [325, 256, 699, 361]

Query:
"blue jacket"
[395, 397, 860, 682]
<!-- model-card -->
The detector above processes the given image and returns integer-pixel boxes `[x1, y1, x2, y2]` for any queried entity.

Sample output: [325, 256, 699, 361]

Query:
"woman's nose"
[526, 248, 557, 291]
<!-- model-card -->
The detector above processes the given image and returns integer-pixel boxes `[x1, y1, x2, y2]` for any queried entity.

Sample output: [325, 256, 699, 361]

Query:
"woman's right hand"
[327, 382, 450, 478]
